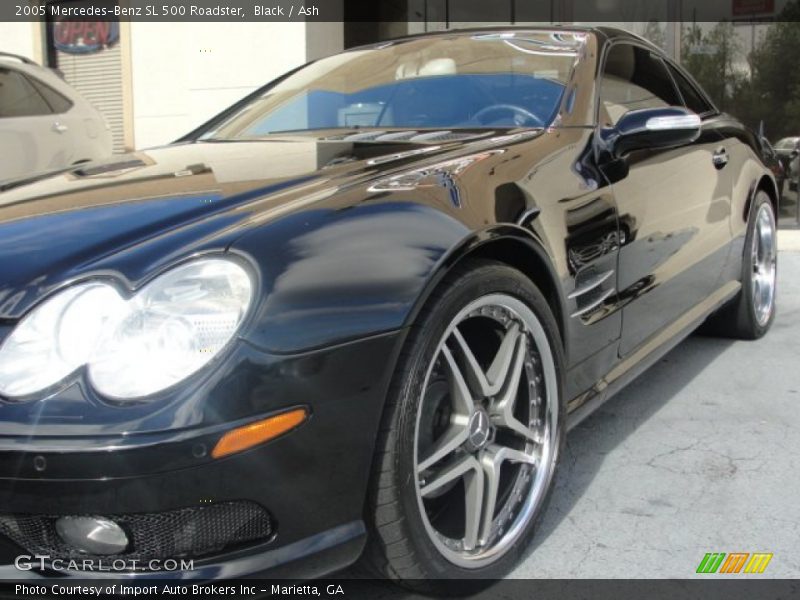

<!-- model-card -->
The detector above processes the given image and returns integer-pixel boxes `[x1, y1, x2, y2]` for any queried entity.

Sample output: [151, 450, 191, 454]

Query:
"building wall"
[306, 22, 345, 61]
[0, 23, 42, 62]
[129, 22, 341, 149]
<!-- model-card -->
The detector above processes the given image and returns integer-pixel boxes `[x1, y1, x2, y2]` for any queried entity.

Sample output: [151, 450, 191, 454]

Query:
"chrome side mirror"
[606, 107, 702, 158]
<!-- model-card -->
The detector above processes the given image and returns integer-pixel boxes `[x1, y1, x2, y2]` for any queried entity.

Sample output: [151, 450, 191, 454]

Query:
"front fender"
[404, 223, 565, 329]
[231, 197, 567, 357]
[230, 201, 471, 353]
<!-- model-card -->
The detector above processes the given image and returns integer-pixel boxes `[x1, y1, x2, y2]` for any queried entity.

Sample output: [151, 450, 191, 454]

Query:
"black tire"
[703, 190, 777, 339]
[361, 259, 566, 591]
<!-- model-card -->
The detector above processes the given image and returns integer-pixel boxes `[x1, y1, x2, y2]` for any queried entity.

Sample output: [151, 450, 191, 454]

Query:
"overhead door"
[56, 41, 124, 153]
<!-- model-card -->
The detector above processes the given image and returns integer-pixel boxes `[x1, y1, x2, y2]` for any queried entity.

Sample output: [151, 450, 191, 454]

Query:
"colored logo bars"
[696, 552, 773, 574]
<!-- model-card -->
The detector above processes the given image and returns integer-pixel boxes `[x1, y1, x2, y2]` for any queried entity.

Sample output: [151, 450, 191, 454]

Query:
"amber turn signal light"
[212, 408, 308, 459]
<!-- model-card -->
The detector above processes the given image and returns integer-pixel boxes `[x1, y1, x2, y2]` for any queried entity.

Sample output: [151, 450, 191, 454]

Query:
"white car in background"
[0, 52, 112, 182]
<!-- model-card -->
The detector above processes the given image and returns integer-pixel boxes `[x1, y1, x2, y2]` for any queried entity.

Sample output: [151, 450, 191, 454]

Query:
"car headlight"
[0, 258, 253, 401]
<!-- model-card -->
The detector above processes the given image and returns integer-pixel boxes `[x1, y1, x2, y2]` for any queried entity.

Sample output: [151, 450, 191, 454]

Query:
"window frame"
[661, 58, 719, 119]
[25, 73, 74, 115]
[0, 65, 56, 119]
[594, 38, 718, 129]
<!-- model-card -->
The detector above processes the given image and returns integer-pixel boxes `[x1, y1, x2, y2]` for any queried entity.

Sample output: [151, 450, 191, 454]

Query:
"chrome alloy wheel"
[413, 293, 559, 568]
[752, 203, 777, 327]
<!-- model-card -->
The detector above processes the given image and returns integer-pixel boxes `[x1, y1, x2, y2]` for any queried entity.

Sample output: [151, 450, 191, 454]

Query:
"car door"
[0, 65, 74, 181]
[598, 43, 734, 357]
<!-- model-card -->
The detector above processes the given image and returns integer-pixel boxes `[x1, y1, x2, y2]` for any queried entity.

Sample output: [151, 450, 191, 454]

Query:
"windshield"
[201, 31, 585, 140]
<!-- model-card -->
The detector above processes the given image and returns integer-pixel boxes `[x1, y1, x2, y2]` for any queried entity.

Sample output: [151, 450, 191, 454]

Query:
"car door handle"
[52, 122, 68, 134]
[712, 147, 729, 169]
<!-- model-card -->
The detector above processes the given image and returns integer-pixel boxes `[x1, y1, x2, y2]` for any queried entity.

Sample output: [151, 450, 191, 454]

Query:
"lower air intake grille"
[0, 501, 272, 564]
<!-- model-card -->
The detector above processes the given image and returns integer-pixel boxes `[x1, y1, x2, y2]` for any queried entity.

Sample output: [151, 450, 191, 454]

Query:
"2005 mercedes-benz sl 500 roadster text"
[0, 27, 778, 587]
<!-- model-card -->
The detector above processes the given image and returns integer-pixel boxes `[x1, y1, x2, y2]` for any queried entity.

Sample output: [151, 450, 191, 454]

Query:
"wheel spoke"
[753, 277, 762, 307]
[760, 215, 775, 258]
[461, 458, 484, 552]
[451, 327, 490, 397]
[478, 444, 537, 545]
[755, 271, 771, 313]
[489, 333, 543, 444]
[417, 421, 469, 473]
[441, 345, 475, 416]
[478, 450, 502, 547]
[502, 414, 543, 444]
[760, 273, 772, 308]
[486, 323, 522, 396]
[451, 323, 521, 398]
[421, 453, 481, 497]
[419, 454, 484, 551]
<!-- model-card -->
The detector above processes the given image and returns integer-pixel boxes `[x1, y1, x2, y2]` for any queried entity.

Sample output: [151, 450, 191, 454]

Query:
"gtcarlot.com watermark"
[14, 554, 194, 572]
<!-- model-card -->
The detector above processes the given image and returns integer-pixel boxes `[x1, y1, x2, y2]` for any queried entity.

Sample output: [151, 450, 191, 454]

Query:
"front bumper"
[0, 522, 366, 581]
[0, 330, 402, 580]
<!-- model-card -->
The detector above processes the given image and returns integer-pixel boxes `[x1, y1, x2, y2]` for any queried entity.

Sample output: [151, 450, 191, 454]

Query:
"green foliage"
[681, 22, 744, 113]
[748, 2, 800, 137]
[642, 20, 666, 51]
[680, 2, 800, 139]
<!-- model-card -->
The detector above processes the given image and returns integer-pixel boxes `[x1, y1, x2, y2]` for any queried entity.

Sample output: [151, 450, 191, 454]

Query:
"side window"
[28, 76, 73, 114]
[599, 44, 682, 127]
[0, 67, 52, 118]
[666, 63, 715, 116]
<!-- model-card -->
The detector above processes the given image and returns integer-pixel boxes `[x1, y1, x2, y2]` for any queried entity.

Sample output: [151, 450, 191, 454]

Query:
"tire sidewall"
[389, 262, 566, 579]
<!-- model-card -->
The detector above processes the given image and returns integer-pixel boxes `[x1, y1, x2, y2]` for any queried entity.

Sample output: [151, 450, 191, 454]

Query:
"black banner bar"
[1, 579, 800, 600]
[3, 0, 800, 23]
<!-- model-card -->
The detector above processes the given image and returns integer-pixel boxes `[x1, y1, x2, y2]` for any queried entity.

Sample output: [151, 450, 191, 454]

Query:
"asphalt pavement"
[508, 242, 800, 579]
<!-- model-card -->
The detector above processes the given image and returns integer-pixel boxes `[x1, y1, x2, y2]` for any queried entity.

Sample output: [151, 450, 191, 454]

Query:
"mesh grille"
[0, 501, 272, 563]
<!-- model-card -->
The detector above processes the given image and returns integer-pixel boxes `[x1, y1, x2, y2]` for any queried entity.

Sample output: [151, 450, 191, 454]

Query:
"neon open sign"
[53, 21, 120, 54]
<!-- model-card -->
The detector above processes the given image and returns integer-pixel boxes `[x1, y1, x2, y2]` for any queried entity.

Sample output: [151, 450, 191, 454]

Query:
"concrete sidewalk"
[779, 229, 800, 252]
[509, 250, 800, 578]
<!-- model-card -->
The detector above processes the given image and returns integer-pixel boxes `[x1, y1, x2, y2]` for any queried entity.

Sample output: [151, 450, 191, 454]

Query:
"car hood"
[0, 136, 491, 319]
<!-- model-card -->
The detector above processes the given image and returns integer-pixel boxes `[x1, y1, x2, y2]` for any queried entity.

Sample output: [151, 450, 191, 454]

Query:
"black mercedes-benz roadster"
[0, 26, 777, 585]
